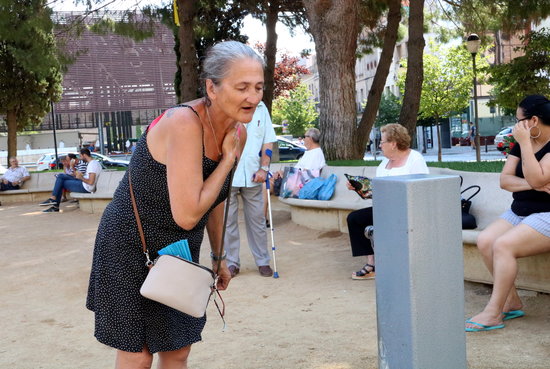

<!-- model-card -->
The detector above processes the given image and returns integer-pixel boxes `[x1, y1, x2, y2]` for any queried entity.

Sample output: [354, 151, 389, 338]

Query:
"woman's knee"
[491, 236, 517, 259]
[116, 349, 153, 369]
[476, 231, 495, 252]
[158, 346, 191, 367]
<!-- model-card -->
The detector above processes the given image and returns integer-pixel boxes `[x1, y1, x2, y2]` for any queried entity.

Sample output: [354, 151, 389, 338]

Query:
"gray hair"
[305, 128, 321, 143]
[201, 41, 265, 95]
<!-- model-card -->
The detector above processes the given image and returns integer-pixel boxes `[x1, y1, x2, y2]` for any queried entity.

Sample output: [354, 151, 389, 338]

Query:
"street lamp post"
[466, 33, 481, 162]
[50, 101, 59, 168]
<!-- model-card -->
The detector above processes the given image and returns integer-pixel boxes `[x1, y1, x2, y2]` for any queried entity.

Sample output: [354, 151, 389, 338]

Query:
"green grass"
[425, 160, 505, 172]
[324, 159, 505, 172]
[278, 158, 504, 172]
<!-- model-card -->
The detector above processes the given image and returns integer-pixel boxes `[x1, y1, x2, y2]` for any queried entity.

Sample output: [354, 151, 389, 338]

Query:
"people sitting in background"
[347, 123, 429, 280]
[294, 128, 326, 173]
[465, 95, 550, 332]
[68, 153, 88, 175]
[266, 128, 326, 225]
[0, 157, 30, 191]
[59, 154, 87, 202]
[40, 148, 102, 212]
[271, 128, 326, 182]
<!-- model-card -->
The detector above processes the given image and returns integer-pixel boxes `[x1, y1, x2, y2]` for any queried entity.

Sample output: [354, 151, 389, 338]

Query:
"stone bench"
[277, 165, 550, 293]
[71, 170, 125, 214]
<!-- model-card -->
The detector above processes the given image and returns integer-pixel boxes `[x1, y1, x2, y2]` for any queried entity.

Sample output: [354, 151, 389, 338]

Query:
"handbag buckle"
[144, 251, 154, 267]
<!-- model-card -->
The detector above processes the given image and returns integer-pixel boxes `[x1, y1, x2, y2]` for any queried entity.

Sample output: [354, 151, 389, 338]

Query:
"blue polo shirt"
[232, 102, 277, 188]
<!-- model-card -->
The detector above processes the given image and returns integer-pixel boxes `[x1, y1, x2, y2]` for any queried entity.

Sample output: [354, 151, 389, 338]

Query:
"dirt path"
[1, 202, 549, 368]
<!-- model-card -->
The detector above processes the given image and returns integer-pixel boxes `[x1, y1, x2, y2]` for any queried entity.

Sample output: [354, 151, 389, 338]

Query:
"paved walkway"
[1, 201, 549, 368]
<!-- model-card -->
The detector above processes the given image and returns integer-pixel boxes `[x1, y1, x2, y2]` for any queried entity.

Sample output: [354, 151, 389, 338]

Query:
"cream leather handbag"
[129, 171, 228, 319]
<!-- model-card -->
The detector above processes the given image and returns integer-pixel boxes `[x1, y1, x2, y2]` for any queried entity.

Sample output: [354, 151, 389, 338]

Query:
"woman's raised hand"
[513, 120, 531, 145]
[222, 123, 244, 163]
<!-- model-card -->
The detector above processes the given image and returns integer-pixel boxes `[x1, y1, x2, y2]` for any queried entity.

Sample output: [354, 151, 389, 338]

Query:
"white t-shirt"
[83, 160, 102, 193]
[376, 150, 429, 177]
[295, 147, 326, 172]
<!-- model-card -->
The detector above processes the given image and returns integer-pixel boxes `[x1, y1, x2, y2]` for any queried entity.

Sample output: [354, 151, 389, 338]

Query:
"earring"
[530, 125, 541, 139]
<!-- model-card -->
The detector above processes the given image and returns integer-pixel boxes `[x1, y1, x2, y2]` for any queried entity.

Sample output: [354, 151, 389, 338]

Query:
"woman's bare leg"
[157, 345, 192, 369]
[466, 224, 550, 328]
[115, 347, 153, 369]
[476, 219, 521, 311]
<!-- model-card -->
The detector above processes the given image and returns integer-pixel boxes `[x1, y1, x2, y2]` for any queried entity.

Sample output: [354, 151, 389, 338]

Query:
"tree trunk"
[178, 0, 199, 102]
[398, 0, 425, 138]
[7, 110, 18, 161]
[303, 0, 360, 160]
[356, 0, 402, 158]
[263, 1, 279, 114]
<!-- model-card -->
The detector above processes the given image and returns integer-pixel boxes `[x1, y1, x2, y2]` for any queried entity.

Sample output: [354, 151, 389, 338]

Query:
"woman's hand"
[221, 123, 244, 164]
[513, 120, 531, 145]
[212, 260, 231, 290]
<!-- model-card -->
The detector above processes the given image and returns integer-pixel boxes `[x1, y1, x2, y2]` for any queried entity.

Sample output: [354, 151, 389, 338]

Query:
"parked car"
[277, 136, 305, 161]
[494, 126, 514, 151]
[36, 152, 130, 171]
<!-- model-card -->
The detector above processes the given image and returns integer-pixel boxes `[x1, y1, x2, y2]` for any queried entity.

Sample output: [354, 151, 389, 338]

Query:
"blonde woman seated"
[347, 123, 429, 279]
[466, 94, 550, 332]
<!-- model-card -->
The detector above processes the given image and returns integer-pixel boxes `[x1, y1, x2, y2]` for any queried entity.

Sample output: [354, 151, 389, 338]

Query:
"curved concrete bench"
[277, 165, 550, 293]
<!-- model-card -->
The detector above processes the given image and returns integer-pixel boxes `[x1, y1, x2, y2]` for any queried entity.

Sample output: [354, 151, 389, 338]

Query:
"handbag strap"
[129, 170, 153, 268]
[461, 185, 481, 202]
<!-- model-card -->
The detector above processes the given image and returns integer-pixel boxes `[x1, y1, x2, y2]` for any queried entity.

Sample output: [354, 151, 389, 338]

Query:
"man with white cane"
[224, 101, 277, 278]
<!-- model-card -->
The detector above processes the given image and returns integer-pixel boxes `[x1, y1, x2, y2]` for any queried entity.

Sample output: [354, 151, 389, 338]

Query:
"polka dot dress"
[86, 122, 231, 353]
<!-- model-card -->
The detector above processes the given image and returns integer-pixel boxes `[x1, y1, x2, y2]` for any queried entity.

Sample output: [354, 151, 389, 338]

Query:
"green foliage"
[487, 29, 550, 111]
[374, 92, 402, 127]
[428, 0, 550, 44]
[151, 0, 249, 101]
[399, 42, 487, 122]
[272, 83, 318, 137]
[0, 0, 63, 129]
[88, 13, 155, 42]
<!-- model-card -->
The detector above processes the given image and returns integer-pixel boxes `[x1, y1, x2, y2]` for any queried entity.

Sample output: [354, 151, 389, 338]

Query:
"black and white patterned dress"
[86, 115, 231, 353]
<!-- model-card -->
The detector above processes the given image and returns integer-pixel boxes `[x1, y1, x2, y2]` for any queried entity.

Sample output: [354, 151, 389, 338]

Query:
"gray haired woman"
[294, 128, 326, 172]
[86, 40, 264, 369]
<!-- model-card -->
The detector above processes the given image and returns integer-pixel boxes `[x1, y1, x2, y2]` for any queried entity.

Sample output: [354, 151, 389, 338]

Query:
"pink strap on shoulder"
[147, 111, 167, 132]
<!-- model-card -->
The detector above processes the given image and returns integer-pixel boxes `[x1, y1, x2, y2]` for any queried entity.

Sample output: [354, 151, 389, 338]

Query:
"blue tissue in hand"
[158, 240, 192, 261]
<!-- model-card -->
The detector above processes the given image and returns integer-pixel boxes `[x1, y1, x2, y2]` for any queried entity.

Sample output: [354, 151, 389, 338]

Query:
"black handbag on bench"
[460, 176, 481, 229]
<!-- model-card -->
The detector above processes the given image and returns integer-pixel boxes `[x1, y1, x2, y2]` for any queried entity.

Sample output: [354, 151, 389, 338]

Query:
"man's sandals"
[352, 263, 375, 280]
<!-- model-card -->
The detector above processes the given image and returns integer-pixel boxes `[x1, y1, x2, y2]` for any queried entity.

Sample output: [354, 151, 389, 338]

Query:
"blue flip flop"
[465, 319, 505, 332]
[503, 310, 525, 321]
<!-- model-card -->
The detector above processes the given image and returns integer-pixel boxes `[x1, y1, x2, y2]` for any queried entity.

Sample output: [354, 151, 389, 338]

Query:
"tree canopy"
[487, 28, 550, 112]
[271, 83, 318, 137]
[0, 0, 63, 158]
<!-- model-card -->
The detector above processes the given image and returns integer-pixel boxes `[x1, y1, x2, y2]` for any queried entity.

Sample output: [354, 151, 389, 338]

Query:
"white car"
[494, 126, 513, 151]
[36, 152, 129, 171]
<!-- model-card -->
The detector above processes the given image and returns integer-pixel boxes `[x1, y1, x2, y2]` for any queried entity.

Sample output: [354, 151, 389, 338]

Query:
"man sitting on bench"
[40, 148, 102, 212]
[1, 157, 30, 191]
